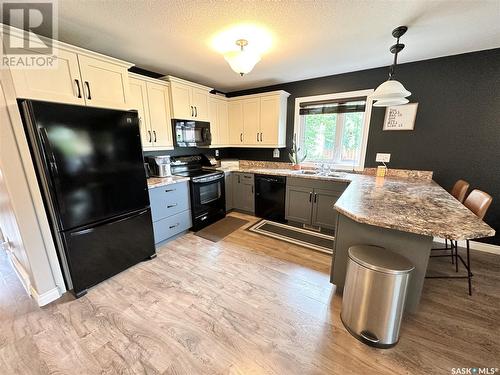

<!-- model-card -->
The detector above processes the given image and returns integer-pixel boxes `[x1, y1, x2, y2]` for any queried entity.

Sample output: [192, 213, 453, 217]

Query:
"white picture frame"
[383, 103, 419, 131]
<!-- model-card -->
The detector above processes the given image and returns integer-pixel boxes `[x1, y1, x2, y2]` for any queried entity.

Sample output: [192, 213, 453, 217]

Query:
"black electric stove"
[170, 155, 225, 230]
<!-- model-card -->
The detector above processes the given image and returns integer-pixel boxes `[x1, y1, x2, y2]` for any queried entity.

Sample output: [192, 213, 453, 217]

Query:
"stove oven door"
[190, 174, 226, 229]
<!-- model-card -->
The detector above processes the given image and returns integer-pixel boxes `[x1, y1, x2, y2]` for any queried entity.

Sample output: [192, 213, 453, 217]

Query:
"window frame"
[293, 89, 374, 171]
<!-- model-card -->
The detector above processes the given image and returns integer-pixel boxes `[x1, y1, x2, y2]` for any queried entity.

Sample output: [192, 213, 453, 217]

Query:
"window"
[293, 89, 373, 171]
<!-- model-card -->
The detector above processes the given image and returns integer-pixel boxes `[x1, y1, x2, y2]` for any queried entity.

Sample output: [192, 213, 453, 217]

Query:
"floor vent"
[248, 220, 334, 254]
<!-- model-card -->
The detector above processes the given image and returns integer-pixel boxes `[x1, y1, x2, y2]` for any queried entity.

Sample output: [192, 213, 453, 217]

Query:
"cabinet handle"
[165, 188, 176, 192]
[194, 106, 197, 117]
[190, 106, 194, 117]
[257, 133, 259, 142]
[74, 79, 82, 98]
[153, 130, 157, 142]
[169, 223, 180, 229]
[167, 203, 178, 208]
[84, 81, 91, 99]
[309, 192, 313, 202]
[148, 130, 152, 142]
[314, 193, 317, 203]
[251, 186, 254, 194]
[240, 133, 243, 142]
[260, 132, 263, 142]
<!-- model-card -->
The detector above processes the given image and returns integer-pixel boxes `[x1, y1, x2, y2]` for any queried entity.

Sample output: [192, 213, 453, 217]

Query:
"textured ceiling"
[55, 0, 500, 92]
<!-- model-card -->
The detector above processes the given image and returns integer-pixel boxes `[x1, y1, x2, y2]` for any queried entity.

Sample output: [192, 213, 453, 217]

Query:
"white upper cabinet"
[9, 47, 85, 105]
[6, 30, 133, 110]
[163, 76, 211, 122]
[227, 91, 289, 148]
[129, 73, 174, 151]
[228, 100, 244, 145]
[77, 55, 131, 110]
[208, 95, 229, 147]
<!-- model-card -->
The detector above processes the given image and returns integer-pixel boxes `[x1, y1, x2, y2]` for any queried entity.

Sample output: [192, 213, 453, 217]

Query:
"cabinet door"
[311, 189, 342, 230]
[240, 182, 255, 213]
[146, 82, 173, 149]
[129, 78, 152, 148]
[10, 48, 85, 105]
[77, 55, 130, 109]
[242, 98, 261, 146]
[259, 95, 280, 145]
[228, 101, 244, 144]
[217, 99, 229, 146]
[208, 97, 219, 145]
[225, 173, 233, 212]
[169, 82, 192, 120]
[285, 185, 313, 225]
[191, 87, 209, 121]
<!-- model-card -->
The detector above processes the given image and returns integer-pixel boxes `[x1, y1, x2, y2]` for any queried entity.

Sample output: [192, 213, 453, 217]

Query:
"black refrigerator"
[19, 100, 155, 297]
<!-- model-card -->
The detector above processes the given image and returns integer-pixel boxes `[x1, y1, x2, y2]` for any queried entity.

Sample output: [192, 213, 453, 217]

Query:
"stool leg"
[455, 241, 459, 273]
[467, 240, 472, 296]
[450, 240, 454, 264]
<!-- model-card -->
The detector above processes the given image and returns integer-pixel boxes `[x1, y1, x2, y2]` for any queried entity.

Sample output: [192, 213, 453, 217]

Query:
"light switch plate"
[376, 153, 391, 163]
[215, 149, 219, 157]
[273, 148, 280, 158]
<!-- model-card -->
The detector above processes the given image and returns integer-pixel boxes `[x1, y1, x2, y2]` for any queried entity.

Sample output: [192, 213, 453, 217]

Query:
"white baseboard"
[434, 238, 500, 255]
[30, 285, 61, 307]
[6, 249, 31, 294]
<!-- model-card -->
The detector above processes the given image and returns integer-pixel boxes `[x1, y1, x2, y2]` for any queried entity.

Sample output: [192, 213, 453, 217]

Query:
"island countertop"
[215, 166, 495, 241]
[333, 174, 495, 241]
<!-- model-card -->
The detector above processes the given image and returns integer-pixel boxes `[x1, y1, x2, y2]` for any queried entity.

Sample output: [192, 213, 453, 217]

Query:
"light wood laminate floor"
[1, 212, 499, 374]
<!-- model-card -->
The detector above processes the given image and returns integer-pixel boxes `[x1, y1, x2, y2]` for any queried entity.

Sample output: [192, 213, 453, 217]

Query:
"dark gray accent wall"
[226, 48, 500, 245]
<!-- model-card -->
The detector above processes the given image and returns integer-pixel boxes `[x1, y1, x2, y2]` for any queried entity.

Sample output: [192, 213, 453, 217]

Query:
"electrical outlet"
[273, 148, 280, 158]
[215, 149, 219, 157]
[376, 153, 391, 163]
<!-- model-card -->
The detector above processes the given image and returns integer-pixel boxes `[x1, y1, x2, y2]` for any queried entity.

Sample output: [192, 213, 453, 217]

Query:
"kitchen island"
[216, 163, 495, 312]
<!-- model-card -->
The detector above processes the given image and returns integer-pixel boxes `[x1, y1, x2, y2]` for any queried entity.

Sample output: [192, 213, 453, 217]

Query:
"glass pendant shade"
[224, 49, 261, 76]
[371, 80, 411, 100]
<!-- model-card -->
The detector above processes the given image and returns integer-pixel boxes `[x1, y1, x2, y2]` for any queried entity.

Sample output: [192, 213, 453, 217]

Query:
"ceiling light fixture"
[372, 26, 411, 107]
[223, 39, 261, 76]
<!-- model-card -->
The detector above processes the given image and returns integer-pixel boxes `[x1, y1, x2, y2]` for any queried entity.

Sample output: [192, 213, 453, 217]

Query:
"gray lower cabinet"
[285, 177, 347, 230]
[225, 173, 233, 212]
[148, 181, 192, 244]
[232, 173, 254, 213]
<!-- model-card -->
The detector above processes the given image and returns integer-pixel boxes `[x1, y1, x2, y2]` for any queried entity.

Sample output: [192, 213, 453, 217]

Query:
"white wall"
[0, 48, 65, 305]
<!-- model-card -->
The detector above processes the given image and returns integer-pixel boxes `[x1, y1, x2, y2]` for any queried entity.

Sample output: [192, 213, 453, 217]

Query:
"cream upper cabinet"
[259, 95, 287, 147]
[217, 99, 229, 146]
[129, 73, 174, 151]
[191, 87, 209, 121]
[146, 82, 173, 149]
[228, 100, 244, 144]
[9, 47, 85, 105]
[242, 98, 261, 146]
[227, 91, 289, 148]
[77, 55, 131, 110]
[163, 76, 211, 122]
[7, 32, 133, 110]
[208, 95, 229, 147]
[129, 77, 152, 148]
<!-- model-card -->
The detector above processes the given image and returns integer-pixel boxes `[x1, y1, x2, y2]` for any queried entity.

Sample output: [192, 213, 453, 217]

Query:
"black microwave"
[172, 120, 211, 147]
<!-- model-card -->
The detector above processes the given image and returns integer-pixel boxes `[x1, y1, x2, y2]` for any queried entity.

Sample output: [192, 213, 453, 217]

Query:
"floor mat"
[248, 220, 334, 254]
[195, 216, 249, 242]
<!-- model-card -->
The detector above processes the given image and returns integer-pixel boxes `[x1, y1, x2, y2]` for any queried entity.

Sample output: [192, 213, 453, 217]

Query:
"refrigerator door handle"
[39, 127, 59, 176]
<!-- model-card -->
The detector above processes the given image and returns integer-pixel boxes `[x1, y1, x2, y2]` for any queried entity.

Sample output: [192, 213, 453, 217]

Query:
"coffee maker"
[146, 155, 171, 177]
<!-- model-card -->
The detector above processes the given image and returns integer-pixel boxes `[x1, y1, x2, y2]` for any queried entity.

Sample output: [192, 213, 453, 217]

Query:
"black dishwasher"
[255, 174, 287, 223]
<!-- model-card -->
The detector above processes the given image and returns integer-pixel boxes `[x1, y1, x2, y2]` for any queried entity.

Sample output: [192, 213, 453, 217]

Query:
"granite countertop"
[217, 166, 495, 241]
[147, 176, 190, 189]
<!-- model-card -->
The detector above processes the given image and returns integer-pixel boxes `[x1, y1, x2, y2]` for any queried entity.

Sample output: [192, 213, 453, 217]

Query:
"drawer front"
[149, 182, 190, 222]
[286, 176, 348, 193]
[152, 210, 192, 244]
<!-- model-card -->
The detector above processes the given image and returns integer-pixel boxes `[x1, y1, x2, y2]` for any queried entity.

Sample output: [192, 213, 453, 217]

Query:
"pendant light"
[372, 26, 411, 107]
[224, 39, 261, 76]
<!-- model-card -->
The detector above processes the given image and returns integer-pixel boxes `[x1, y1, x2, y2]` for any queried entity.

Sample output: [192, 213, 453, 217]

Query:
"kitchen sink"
[294, 170, 319, 175]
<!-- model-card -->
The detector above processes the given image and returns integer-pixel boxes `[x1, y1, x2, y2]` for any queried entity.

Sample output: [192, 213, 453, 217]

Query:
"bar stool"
[430, 180, 470, 262]
[428, 189, 492, 295]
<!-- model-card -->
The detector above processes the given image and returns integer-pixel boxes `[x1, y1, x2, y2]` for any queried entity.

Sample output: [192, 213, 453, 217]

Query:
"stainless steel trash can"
[341, 245, 414, 348]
